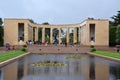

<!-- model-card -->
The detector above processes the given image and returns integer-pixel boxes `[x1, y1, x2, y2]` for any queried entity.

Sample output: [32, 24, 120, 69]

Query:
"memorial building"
[4, 18, 109, 46]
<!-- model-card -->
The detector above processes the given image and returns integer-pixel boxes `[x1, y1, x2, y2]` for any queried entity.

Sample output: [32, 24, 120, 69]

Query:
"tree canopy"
[109, 11, 120, 46]
[110, 11, 120, 26]
[116, 25, 120, 44]
[0, 18, 3, 26]
[0, 18, 3, 46]
[42, 22, 49, 25]
[29, 19, 35, 23]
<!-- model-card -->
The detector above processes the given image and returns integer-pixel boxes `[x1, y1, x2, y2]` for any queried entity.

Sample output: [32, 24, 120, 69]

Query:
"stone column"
[42, 27, 45, 43]
[24, 23, 28, 44]
[35, 27, 38, 41]
[58, 28, 61, 44]
[73, 27, 77, 43]
[50, 28, 53, 44]
[66, 27, 69, 44]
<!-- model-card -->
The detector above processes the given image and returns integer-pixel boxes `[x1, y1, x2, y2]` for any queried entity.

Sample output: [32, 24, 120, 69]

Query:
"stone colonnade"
[34, 27, 80, 44]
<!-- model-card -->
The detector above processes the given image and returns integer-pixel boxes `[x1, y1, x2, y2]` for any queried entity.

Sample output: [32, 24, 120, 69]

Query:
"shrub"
[91, 48, 96, 52]
[23, 44, 27, 47]
[21, 47, 26, 52]
[90, 45, 94, 48]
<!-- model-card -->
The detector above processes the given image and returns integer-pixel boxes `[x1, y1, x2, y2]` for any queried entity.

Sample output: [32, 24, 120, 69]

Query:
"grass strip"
[0, 50, 25, 62]
[93, 50, 120, 59]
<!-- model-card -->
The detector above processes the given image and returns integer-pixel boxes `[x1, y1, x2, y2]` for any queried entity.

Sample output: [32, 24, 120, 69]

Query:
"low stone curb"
[0, 52, 31, 67]
[87, 52, 120, 63]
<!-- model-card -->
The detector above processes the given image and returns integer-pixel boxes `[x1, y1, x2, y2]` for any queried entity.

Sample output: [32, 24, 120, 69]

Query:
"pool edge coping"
[87, 52, 120, 62]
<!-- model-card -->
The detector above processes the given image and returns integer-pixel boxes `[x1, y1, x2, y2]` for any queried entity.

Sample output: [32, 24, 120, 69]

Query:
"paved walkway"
[0, 46, 22, 53]
[0, 47, 6, 53]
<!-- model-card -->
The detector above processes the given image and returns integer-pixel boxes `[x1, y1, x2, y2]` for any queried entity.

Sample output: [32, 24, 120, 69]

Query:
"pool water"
[0, 54, 120, 80]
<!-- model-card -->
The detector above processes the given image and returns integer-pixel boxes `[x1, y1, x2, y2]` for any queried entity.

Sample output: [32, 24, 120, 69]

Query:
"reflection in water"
[89, 56, 95, 80]
[44, 66, 50, 74]
[0, 54, 120, 80]
[18, 58, 24, 80]
[110, 65, 120, 80]
[0, 69, 2, 80]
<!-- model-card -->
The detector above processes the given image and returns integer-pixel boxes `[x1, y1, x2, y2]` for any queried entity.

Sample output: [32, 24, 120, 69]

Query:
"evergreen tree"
[0, 18, 3, 26]
[111, 11, 120, 26]
[109, 11, 120, 46]
[116, 25, 120, 44]
[0, 18, 3, 46]
[109, 26, 117, 46]
[29, 19, 35, 23]
[42, 22, 49, 25]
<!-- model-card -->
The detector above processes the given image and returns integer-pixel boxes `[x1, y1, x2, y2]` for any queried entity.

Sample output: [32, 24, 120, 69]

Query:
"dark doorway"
[18, 23, 24, 41]
[90, 24, 95, 41]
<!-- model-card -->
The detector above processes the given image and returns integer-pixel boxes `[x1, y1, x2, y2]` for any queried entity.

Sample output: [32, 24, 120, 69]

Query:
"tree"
[111, 11, 120, 26]
[53, 28, 58, 44]
[109, 11, 120, 46]
[69, 33, 73, 42]
[116, 25, 120, 44]
[42, 22, 49, 25]
[38, 28, 42, 41]
[61, 37, 66, 43]
[45, 28, 50, 43]
[61, 29, 64, 35]
[109, 26, 117, 46]
[0, 18, 3, 46]
[0, 18, 3, 26]
[29, 19, 35, 23]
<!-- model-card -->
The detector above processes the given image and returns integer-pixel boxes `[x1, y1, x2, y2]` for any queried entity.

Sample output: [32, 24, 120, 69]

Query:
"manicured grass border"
[0, 50, 25, 62]
[93, 50, 120, 59]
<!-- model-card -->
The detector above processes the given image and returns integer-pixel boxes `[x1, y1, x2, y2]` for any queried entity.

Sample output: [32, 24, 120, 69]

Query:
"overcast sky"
[0, 0, 120, 24]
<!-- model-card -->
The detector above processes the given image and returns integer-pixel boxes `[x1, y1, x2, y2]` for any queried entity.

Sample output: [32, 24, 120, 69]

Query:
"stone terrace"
[0, 45, 116, 54]
[27, 45, 116, 54]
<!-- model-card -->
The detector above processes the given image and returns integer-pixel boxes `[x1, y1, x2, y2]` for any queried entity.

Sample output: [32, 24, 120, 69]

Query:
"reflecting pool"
[0, 54, 120, 80]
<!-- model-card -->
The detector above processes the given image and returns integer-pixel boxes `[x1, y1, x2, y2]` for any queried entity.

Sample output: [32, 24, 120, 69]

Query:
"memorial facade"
[4, 18, 109, 46]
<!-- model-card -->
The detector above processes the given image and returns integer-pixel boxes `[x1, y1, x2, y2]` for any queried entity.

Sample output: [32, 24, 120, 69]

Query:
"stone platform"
[0, 45, 116, 54]
[27, 45, 116, 54]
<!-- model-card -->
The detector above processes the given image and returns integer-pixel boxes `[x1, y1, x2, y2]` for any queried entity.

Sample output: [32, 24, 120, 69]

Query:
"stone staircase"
[27, 45, 90, 54]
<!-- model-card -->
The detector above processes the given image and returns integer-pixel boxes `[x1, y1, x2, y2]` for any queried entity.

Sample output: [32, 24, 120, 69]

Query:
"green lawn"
[0, 50, 25, 62]
[93, 50, 120, 59]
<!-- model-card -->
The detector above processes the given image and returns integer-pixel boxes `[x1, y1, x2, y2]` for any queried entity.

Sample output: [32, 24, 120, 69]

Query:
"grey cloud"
[0, 0, 120, 24]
